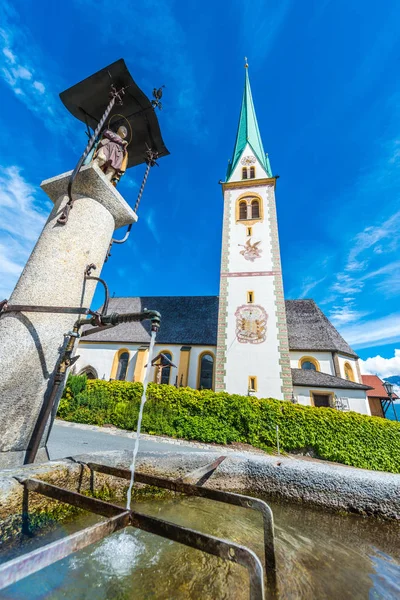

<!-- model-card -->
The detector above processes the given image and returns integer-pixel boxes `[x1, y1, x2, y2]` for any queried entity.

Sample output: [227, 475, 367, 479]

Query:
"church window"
[299, 356, 320, 372]
[249, 166, 255, 178]
[239, 201, 247, 220]
[251, 199, 260, 219]
[248, 376, 257, 392]
[242, 167, 248, 179]
[198, 352, 214, 390]
[247, 227, 252, 236]
[344, 362, 355, 382]
[247, 291, 254, 303]
[116, 351, 129, 381]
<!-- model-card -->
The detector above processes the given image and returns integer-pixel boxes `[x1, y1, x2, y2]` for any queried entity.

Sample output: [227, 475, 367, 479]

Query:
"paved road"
[48, 421, 214, 460]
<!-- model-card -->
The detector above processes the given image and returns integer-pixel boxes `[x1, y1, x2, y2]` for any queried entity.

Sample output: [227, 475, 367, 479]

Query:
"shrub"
[59, 376, 400, 473]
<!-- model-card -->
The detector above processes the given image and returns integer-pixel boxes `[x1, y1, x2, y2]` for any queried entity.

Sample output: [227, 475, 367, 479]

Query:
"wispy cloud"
[360, 349, 400, 378]
[0, 2, 66, 133]
[144, 207, 160, 245]
[0, 166, 50, 298]
[339, 313, 400, 349]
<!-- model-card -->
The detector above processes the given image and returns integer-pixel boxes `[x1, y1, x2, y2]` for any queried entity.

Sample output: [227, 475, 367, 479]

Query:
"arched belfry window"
[239, 201, 247, 220]
[249, 166, 255, 179]
[236, 195, 263, 223]
[198, 352, 214, 390]
[242, 167, 248, 179]
[251, 199, 260, 219]
[116, 352, 129, 380]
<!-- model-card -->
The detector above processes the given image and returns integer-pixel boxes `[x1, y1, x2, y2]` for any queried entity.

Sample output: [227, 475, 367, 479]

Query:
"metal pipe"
[24, 322, 81, 464]
[25, 308, 161, 463]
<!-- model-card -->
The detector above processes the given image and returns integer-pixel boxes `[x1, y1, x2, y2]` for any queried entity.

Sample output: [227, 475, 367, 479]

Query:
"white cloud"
[0, 166, 50, 298]
[360, 349, 400, 378]
[2, 46, 15, 63]
[32, 80, 45, 94]
[329, 305, 369, 326]
[0, 11, 67, 134]
[339, 313, 400, 349]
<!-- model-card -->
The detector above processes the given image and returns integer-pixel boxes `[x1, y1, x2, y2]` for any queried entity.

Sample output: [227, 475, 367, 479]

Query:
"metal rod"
[129, 510, 265, 600]
[3, 476, 266, 599]
[57, 84, 125, 225]
[0, 305, 90, 315]
[0, 513, 130, 591]
[86, 462, 276, 584]
[20, 478, 127, 517]
[24, 321, 82, 465]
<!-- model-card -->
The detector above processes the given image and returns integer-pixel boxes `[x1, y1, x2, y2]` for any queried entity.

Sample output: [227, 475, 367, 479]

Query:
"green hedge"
[58, 375, 400, 473]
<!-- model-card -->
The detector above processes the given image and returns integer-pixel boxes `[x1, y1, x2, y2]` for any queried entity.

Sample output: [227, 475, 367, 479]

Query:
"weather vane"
[244, 56, 248, 68]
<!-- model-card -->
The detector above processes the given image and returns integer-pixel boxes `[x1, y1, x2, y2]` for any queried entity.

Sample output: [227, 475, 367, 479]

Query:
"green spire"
[226, 63, 272, 181]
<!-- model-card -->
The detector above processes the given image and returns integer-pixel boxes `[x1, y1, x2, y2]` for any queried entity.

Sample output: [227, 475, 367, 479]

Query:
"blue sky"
[1, 0, 399, 377]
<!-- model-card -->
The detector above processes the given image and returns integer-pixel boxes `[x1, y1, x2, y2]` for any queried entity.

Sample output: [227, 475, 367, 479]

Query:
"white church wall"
[289, 351, 335, 375]
[336, 354, 361, 383]
[187, 345, 217, 390]
[293, 386, 371, 415]
[75, 342, 141, 381]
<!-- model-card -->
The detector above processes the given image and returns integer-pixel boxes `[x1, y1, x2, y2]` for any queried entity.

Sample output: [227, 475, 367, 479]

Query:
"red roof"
[361, 375, 399, 399]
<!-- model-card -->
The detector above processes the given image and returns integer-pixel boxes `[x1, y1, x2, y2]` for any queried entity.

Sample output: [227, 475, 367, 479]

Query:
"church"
[74, 65, 372, 415]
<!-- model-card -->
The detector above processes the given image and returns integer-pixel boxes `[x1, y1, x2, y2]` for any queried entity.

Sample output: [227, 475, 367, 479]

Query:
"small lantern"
[383, 380, 394, 398]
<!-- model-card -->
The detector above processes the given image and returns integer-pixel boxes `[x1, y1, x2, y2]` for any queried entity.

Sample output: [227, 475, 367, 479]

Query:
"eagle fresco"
[239, 239, 262, 262]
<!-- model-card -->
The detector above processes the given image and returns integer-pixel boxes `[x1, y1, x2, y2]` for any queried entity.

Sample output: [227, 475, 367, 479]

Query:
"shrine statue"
[93, 125, 129, 184]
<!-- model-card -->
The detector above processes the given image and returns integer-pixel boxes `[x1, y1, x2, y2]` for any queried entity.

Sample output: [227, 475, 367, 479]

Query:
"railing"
[0, 461, 278, 600]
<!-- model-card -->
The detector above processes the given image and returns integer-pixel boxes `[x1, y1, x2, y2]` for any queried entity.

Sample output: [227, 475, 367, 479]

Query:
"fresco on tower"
[235, 305, 268, 344]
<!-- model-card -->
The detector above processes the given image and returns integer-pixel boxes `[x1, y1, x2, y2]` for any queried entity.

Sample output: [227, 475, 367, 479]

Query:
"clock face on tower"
[240, 155, 256, 165]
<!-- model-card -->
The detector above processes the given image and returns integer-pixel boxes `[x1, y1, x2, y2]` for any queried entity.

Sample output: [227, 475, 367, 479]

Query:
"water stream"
[3, 494, 399, 599]
[126, 329, 157, 510]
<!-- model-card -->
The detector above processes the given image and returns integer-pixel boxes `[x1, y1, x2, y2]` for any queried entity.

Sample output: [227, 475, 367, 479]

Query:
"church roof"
[83, 297, 356, 358]
[291, 369, 371, 390]
[285, 299, 358, 358]
[361, 375, 399, 399]
[226, 66, 272, 181]
[83, 296, 219, 346]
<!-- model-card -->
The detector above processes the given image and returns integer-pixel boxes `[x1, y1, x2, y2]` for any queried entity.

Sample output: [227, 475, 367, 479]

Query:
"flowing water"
[2, 494, 400, 599]
[126, 329, 157, 510]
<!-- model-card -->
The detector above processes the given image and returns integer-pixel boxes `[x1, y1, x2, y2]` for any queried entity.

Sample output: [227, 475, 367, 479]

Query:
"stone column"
[0, 164, 136, 468]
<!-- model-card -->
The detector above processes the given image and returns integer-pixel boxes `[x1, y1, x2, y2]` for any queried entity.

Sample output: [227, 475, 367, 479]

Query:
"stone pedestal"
[0, 164, 136, 468]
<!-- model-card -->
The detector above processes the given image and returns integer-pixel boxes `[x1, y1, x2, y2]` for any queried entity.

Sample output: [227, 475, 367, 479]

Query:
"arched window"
[198, 352, 214, 390]
[239, 201, 247, 220]
[249, 166, 255, 179]
[344, 362, 355, 381]
[299, 356, 320, 371]
[78, 366, 98, 380]
[236, 194, 263, 223]
[251, 199, 260, 219]
[242, 167, 248, 179]
[116, 351, 129, 381]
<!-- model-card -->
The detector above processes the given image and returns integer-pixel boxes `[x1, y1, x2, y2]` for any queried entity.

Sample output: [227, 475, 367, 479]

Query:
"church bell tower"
[215, 63, 292, 400]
